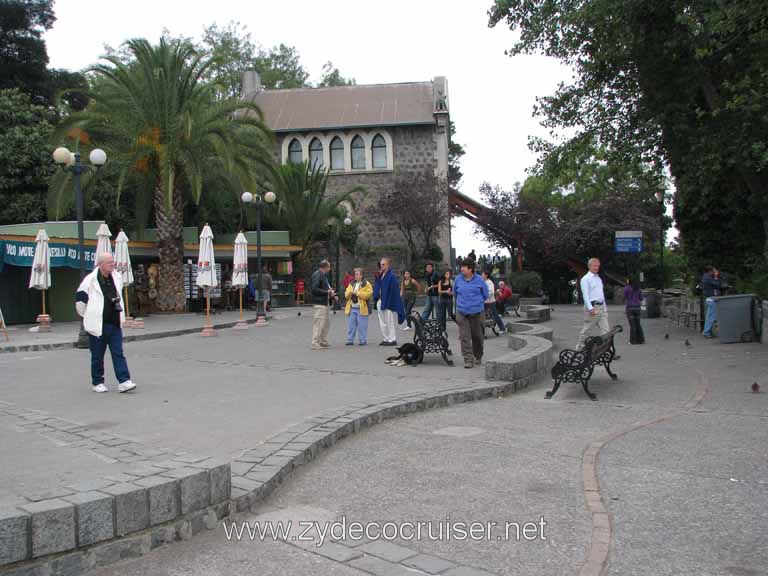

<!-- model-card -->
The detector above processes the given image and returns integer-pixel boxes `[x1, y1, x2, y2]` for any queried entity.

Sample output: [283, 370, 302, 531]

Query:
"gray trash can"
[642, 290, 660, 318]
[712, 294, 758, 343]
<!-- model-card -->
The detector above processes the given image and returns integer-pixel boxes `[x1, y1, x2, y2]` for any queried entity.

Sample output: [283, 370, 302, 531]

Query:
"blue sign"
[615, 238, 643, 253]
[0, 240, 96, 270]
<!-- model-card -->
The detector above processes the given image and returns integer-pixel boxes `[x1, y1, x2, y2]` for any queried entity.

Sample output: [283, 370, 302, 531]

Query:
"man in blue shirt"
[453, 258, 488, 368]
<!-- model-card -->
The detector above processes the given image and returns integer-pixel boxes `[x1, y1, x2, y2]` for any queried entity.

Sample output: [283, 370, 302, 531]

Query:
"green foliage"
[488, 0, 768, 277]
[317, 61, 355, 87]
[448, 121, 465, 191]
[0, 89, 54, 224]
[506, 271, 543, 297]
[268, 161, 364, 264]
[53, 37, 274, 217]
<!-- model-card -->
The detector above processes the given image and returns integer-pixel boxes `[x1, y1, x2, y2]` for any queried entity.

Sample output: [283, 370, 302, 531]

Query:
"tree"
[448, 121, 465, 192]
[256, 44, 310, 90]
[0, 0, 53, 104]
[55, 38, 274, 312]
[269, 161, 363, 273]
[0, 89, 54, 224]
[488, 0, 768, 277]
[378, 171, 448, 262]
[317, 61, 355, 87]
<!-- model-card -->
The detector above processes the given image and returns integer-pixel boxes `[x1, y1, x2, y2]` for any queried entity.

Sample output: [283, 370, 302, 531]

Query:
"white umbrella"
[114, 230, 135, 325]
[232, 232, 249, 328]
[95, 223, 112, 259]
[196, 224, 217, 335]
[28, 229, 51, 330]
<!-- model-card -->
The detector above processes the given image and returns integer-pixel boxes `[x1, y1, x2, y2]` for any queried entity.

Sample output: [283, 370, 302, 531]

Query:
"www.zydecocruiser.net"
[222, 515, 548, 547]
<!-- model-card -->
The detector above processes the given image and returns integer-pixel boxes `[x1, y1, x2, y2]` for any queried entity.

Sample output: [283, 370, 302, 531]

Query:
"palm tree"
[268, 161, 364, 274]
[54, 38, 273, 311]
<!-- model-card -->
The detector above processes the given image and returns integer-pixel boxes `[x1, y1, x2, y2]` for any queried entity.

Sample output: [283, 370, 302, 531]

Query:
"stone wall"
[275, 125, 451, 269]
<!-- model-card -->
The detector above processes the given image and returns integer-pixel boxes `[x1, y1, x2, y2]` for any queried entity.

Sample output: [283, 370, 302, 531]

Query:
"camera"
[351, 294, 359, 304]
[111, 296, 123, 313]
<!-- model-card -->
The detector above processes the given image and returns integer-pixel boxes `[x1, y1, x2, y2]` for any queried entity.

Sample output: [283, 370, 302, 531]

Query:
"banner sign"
[1, 240, 96, 270]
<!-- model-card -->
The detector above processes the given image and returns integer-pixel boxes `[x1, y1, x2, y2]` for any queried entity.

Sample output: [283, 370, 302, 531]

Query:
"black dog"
[386, 342, 424, 366]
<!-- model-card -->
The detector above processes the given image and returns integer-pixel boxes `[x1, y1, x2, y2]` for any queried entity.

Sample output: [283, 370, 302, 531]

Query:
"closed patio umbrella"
[114, 230, 137, 327]
[95, 223, 112, 260]
[28, 229, 52, 331]
[196, 224, 218, 336]
[232, 232, 249, 329]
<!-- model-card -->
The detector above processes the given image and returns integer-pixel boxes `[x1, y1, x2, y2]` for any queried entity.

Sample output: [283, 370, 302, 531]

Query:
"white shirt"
[580, 272, 605, 311]
[484, 279, 495, 304]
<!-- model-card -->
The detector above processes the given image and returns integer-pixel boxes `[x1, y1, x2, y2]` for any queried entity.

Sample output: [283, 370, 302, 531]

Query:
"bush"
[507, 271, 543, 297]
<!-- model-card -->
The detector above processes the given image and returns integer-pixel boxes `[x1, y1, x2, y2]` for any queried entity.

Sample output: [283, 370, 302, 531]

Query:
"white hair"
[96, 252, 114, 265]
[588, 258, 600, 266]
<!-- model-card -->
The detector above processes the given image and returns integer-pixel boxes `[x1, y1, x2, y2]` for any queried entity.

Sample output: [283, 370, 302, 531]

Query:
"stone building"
[242, 72, 452, 269]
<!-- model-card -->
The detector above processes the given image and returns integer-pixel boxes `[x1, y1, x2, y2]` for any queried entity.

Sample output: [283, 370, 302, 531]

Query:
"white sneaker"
[118, 380, 136, 393]
[402, 326, 411, 331]
[92, 384, 108, 393]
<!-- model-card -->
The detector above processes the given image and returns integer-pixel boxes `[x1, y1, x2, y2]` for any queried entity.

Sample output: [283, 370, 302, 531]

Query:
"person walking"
[623, 277, 645, 344]
[345, 268, 373, 346]
[701, 265, 722, 338]
[310, 260, 336, 349]
[373, 258, 405, 346]
[400, 271, 422, 330]
[421, 262, 440, 320]
[481, 269, 505, 333]
[437, 270, 456, 327]
[75, 253, 137, 393]
[454, 259, 488, 368]
[576, 258, 611, 349]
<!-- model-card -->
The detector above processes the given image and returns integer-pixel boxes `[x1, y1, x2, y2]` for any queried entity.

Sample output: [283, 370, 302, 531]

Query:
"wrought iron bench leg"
[605, 362, 618, 381]
[545, 378, 562, 399]
[582, 378, 597, 401]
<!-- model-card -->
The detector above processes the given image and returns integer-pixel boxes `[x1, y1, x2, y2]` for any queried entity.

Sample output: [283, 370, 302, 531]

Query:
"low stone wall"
[519, 304, 551, 324]
[485, 323, 553, 381]
[1, 459, 231, 575]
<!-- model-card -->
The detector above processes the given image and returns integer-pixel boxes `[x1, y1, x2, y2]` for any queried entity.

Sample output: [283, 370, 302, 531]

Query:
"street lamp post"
[514, 210, 528, 272]
[241, 190, 276, 325]
[654, 191, 665, 297]
[52, 146, 107, 347]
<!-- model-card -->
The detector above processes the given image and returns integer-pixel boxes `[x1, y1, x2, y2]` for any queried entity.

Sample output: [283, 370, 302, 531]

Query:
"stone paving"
[85, 305, 768, 576]
[2, 305, 767, 575]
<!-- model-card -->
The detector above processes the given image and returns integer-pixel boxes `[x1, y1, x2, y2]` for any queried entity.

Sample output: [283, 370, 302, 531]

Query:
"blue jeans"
[703, 298, 717, 336]
[486, 303, 505, 332]
[346, 308, 369, 344]
[422, 295, 438, 319]
[89, 323, 131, 386]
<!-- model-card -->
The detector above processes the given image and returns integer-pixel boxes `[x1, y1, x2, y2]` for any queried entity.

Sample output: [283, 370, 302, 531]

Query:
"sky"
[44, 0, 573, 257]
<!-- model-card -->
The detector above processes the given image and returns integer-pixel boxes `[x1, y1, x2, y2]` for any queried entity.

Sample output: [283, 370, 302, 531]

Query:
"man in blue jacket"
[453, 258, 488, 368]
[373, 257, 405, 346]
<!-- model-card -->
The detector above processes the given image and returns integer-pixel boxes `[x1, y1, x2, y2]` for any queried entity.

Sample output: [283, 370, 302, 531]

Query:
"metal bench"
[482, 306, 501, 338]
[410, 312, 454, 366]
[545, 325, 623, 401]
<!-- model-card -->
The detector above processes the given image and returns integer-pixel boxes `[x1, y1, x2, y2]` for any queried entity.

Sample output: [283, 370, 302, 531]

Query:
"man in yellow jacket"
[345, 268, 373, 345]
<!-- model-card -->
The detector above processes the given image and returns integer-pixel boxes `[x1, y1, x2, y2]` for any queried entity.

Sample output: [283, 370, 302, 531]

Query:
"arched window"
[351, 135, 365, 170]
[330, 137, 344, 171]
[372, 134, 387, 169]
[309, 138, 324, 169]
[288, 139, 302, 164]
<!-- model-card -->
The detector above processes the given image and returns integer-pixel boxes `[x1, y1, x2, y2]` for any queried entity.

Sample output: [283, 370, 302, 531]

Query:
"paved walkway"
[84, 306, 768, 576]
[0, 307, 508, 511]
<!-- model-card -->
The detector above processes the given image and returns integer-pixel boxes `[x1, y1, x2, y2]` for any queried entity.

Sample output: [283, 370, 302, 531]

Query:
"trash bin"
[712, 294, 759, 343]
[642, 290, 660, 318]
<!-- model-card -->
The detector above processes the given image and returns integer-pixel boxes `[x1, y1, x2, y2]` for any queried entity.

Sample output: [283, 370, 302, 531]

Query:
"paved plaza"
[2, 306, 767, 575]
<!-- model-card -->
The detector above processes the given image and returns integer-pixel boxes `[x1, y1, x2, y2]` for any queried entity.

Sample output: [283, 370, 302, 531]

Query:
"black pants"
[404, 299, 416, 327]
[626, 307, 645, 344]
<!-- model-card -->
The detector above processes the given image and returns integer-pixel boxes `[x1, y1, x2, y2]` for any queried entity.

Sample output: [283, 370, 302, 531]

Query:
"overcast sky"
[45, 0, 572, 257]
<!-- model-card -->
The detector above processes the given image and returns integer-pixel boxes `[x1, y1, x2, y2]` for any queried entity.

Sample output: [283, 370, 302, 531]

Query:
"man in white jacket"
[76, 253, 136, 393]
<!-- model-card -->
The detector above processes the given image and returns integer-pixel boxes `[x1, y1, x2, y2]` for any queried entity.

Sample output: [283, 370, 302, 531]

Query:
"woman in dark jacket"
[623, 277, 645, 344]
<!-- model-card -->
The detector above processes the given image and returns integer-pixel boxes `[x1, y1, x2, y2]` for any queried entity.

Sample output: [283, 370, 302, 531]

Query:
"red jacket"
[496, 286, 513, 303]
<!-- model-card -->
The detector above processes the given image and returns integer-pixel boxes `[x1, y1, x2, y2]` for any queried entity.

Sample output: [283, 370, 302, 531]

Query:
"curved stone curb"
[518, 304, 551, 324]
[485, 329, 553, 382]
[230, 373, 551, 515]
[505, 322, 553, 341]
[577, 371, 710, 576]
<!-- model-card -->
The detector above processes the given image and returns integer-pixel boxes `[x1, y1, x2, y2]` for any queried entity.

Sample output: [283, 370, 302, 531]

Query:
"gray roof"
[247, 82, 436, 132]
